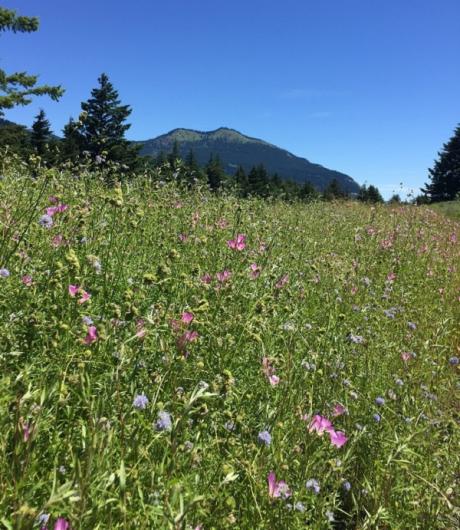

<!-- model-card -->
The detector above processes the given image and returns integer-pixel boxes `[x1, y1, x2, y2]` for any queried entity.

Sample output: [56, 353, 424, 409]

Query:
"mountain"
[137, 127, 360, 193]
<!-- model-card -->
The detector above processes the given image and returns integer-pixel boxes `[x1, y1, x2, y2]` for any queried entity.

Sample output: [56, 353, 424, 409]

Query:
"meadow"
[0, 161, 459, 529]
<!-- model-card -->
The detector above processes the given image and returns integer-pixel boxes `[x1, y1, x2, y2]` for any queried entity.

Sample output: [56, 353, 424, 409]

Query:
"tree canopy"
[0, 6, 64, 116]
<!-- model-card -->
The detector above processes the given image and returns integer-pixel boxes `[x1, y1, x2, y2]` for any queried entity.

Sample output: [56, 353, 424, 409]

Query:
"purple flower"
[306, 478, 320, 494]
[39, 214, 53, 229]
[373, 413, 381, 422]
[82, 316, 94, 325]
[133, 393, 149, 410]
[155, 411, 172, 431]
[54, 518, 69, 530]
[257, 430, 272, 446]
[348, 333, 364, 344]
[449, 356, 459, 366]
[342, 480, 351, 491]
[407, 321, 417, 330]
[0, 268, 10, 278]
[375, 397, 385, 406]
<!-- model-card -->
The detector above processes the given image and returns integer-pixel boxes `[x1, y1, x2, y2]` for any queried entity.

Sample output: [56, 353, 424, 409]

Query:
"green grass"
[430, 200, 460, 221]
[0, 166, 459, 529]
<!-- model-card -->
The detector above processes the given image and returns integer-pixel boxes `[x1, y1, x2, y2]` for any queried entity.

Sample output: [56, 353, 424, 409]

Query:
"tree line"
[1, 5, 458, 203]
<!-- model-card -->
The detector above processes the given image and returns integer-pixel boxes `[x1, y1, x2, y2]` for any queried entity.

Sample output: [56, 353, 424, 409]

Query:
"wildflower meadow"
[0, 162, 459, 529]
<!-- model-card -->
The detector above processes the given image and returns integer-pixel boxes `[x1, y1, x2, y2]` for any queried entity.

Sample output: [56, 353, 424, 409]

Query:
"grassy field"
[430, 200, 460, 221]
[0, 166, 459, 529]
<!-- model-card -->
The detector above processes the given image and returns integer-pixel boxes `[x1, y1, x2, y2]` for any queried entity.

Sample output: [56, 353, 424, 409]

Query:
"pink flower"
[183, 330, 199, 342]
[83, 326, 98, 345]
[136, 319, 146, 338]
[262, 357, 280, 386]
[54, 518, 70, 530]
[227, 233, 246, 251]
[386, 272, 396, 282]
[21, 419, 31, 442]
[68, 284, 79, 297]
[78, 290, 91, 304]
[249, 263, 260, 279]
[201, 273, 212, 284]
[181, 312, 194, 325]
[178, 233, 188, 242]
[332, 404, 347, 417]
[46, 204, 68, 217]
[268, 374, 280, 386]
[329, 429, 348, 448]
[267, 471, 291, 499]
[21, 275, 33, 286]
[275, 274, 289, 289]
[401, 351, 414, 362]
[52, 234, 65, 247]
[216, 218, 228, 229]
[308, 415, 333, 436]
[216, 270, 231, 283]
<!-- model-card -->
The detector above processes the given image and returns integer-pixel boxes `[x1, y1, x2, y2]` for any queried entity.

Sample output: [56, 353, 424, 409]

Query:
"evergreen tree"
[206, 154, 224, 191]
[323, 178, 345, 200]
[388, 193, 402, 204]
[184, 149, 204, 187]
[78, 73, 139, 168]
[357, 184, 369, 202]
[0, 7, 63, 116]
[247, 164, 270, 197]
[366, 185, 384, 203]
[31, 109, 52, 158]
[423, 124, 460, 202]
[234, 165, 248, 196]
[168, 139, 181, 167]
[61, 117, 83, 162]
[299, 181, 317, 202]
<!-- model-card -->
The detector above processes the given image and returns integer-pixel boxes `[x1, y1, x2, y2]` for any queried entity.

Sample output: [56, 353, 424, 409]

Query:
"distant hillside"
[137, 127, 359, 193]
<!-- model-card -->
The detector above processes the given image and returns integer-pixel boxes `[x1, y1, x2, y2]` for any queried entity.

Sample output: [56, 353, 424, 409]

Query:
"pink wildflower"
[386, 272, 396, 282]
[21, 275, 33, 286]
[267, 471, 291, 499]
[52, 234, 65, 247]
[328, 429, 348, 448]
[178, 233, 188, 242]
[227, 233, 246, 251]
[308, 415, 333, 436]
[136, 319, 146, 338]
[46, 203, 68, 217]
[268, 374, 280, 386]
[275, 274, 289, 289]
[181, 312, 194, 325]
[78, 290, 91, 304]
[216, 218, 228, 229]
[68, 285, 79, 297]
[201, 273, 212, 284]
[54, 518, 70, 530]
[262, 357, 280, 386]
[249, 263, 260, 279]
[83, 326, 98, 345]
[332, 404, 347, 417]
[216, 270, 231, 283]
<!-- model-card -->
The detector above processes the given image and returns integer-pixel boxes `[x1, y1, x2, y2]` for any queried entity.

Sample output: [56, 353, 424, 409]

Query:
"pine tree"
[206, 155, 224, 191]
[299, 181, 316, 202]
[31, 109, 52, 157]
[61, 117, 83, 162]
[366, 185, 384, 203]
[423, 124, 460, 202]
[168, 139, 181, 168]
[323, 178, 345, 200]
[0, 7, 63, 116]
[247, 164, 269, 197]
[78, 73, 139, 169]
[234, 165, 248, 196]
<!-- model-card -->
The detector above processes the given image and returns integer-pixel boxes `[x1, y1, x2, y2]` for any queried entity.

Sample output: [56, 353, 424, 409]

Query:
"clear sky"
[2, 0, 460, 197]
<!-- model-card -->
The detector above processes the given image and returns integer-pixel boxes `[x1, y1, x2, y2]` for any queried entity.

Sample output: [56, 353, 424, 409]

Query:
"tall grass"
[0, 164, 459, 529]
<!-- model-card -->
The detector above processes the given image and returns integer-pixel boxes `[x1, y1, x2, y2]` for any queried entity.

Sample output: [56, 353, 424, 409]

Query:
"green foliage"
[0, 119, 30, 157]
[423, 124, 460, 202]
[358, 184, 384, 203]
[31, 109, 54, 160]
[0, 7, 64, 116]
[76, 73, 140, 170]
[323, 178, 346, 200]
[206, 154, 224, 191]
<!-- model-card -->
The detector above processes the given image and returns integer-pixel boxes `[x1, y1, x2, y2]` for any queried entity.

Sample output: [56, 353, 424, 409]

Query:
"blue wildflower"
[257, 430, 272, 446]
[39, 214, 53, 228]
[375, 396, 385, 406]
[306, 478, 320, 494]
[342, 480, 351, 491]
[0, 268, 10, 278]
[155, 411, 172, 431]
[449, 356, 459, 366]
[133, 393, 149, 410]
[373, 413, 381, 422]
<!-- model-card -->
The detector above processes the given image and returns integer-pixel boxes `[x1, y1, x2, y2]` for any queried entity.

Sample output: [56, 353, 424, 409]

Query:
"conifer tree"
[78, 73, 139, 168]
[31, 109, 52, 157]
[61, 117, 83, 162]
[247, 164, 269, 197]
[206, 154, 224, 191]
[299, 181, 316, 202]
[423, 124, 460, 202]
[234, 165, 248, 196]
[0, 7, 63, 116]
[0, 119, 30, 156]
[323, 178, 345, 200]
[168, 139, 181, 168]
[366, 185, 384, 203]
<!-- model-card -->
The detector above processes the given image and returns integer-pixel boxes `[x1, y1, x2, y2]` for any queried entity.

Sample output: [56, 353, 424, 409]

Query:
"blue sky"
[2, 0, 460, 197]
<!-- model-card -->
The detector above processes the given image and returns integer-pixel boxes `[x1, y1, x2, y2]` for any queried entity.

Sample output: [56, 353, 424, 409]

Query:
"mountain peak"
[137, 128, 360, 193]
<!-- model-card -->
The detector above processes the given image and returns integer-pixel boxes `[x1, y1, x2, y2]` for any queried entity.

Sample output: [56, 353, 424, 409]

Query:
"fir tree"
[78, 73, 139, 169]
[31, 109, 52, 158]
[0, 119, 30, 157]
[423, 124, 460, 202]
[61, 117, 83, 162]
[323, 178, 345, 200]
[299, 181, 317, 202]
[247, 164, 269, 197]
[206, 155, 224, 191]
[366, 185, 384, 203]
[168, 139, 181, 168]
[0, 7, 63, 116]
[234, 165, 248, 196]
